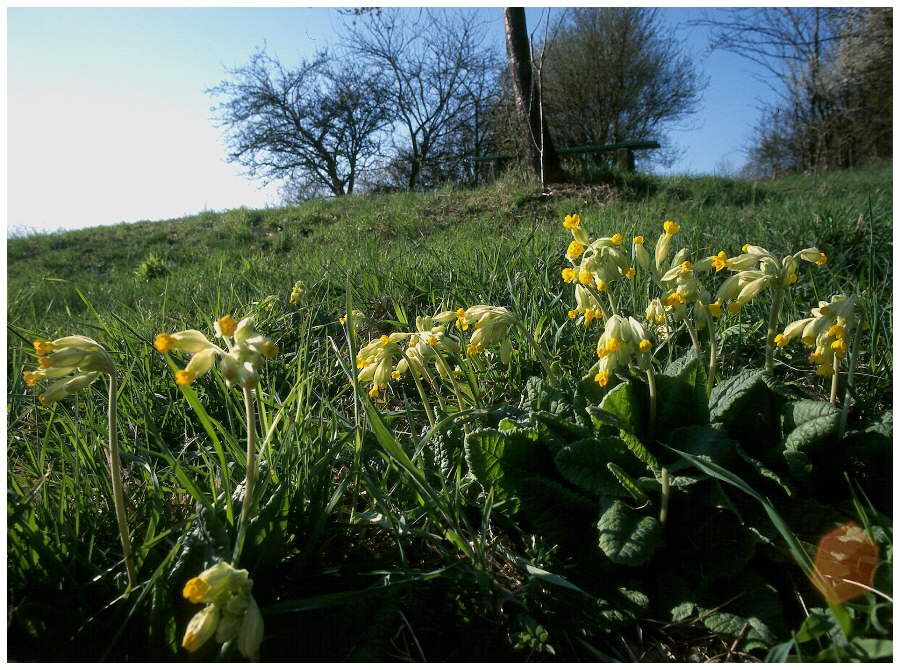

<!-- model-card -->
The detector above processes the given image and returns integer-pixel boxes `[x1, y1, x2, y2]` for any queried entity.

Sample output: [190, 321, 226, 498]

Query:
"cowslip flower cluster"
[775, 294, 860, 376]
[289, 280, 306, 304]
[437, 305, 519, 361]
[632, 220, 681, 278]
[715, 245, 827, 314]
[357, 332, 408, 398]
[394, 316, 459, 379]
[23, 336, 115, 405]
[182, 561, 264, 661]
[593, 315, 653, 387]
[154, 316, 277, 389]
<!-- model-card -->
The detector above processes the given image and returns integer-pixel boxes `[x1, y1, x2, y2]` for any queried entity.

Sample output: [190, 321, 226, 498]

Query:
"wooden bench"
[473, 140, 661, 179]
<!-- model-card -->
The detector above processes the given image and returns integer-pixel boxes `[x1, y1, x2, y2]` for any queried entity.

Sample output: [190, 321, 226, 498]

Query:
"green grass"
[7, 164, 892, 661]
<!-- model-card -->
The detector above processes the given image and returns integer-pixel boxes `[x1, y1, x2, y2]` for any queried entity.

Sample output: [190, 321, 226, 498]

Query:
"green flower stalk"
[24, 336, 136, 589]
[155, 316, 278, 563]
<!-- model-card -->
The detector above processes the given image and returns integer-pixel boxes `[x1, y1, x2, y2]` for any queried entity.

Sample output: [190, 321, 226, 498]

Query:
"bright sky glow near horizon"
[7, 6, 776, 236]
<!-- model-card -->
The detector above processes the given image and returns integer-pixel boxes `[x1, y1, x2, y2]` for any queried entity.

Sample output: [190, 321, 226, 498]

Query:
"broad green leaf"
[782, 400, 840, 451]
[734, 444, 793, 495]
[850, 638, 892, 660]
[599, 380, 646, 436]
[464, 428, 549, 507]
[656, 356, 709, 433]
[553, 436, 635, 495]
[596, 500, 662, 566]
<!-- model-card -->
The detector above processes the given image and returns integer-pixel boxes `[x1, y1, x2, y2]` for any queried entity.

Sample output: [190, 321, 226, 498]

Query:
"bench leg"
[616, 148, 636, 172]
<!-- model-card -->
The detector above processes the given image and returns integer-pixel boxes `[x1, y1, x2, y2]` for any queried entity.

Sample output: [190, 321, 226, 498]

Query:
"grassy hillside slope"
[8, 164, 893, 406]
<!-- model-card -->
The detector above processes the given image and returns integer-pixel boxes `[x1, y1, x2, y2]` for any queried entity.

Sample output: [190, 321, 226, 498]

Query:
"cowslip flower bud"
[182, 605, 221, 653]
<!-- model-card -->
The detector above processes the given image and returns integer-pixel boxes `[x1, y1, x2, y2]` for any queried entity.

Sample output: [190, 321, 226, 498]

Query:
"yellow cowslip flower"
[707, 301, 722, 318]
[183, 604, 221, 653]
[390, 370, 401, 380]
[595, 279, 608, 291]
[680, 260, 693, 271]
[24, 336, 114, 405]
[816, 253, 828, 265]
[742, 243, 750, 253]
[215, 315, 238, 338]
[456, 308, 469, 331]
[645, 298, 666, 324]
[158, 317, 276, 389]
[611, 233, 623, 245]
[828, 324, 845, 339]
[711, 251, 728, 272]
[467, 343, 484, 355]
[663, 220, 681, 235]
[561, 267, 577, 283]
[463, 306, 518, 363]
[774, 334, 787, 347]
[831, 339, 847, 359]
[592, 315, 652, 386]
[567, 240, 585, 259]
[633, 235, 644, 245]
[788, 272, 798, 284]
[727, 302, 741, 314]
[663, 292, 684, 307]
[562, 214, 581, 230]
[567, 309, 578, 319]
[368, 384, 381, 398]
[583, 308, 603, 328]
[623, 267, 636, 280]
[181, 562, 263, 660]
[579, 271, 593, 285]
[289, 280, 306, 304]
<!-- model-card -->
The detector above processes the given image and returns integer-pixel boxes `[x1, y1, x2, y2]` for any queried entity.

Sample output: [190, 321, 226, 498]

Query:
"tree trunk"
[503, 7, 565, 184]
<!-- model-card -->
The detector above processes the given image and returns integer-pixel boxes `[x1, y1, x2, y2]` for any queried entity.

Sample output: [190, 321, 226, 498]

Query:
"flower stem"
[107, 374, 136, 589]
[234, 386, 257, 563]
[706, 321, 718, 395]
[765, 283, 785, 374]
[659, 468, 670, 526]
[830, 354, 840, 406]
[606, 289, 618, 317]
[838, 324, 863, 437]
[645, 367, 657, 441]
[401, 350, 436, 427]
[684, 319, 703, 361]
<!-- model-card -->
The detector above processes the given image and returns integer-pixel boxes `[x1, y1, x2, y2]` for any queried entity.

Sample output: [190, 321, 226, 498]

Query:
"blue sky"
[7, 6, 775, 235]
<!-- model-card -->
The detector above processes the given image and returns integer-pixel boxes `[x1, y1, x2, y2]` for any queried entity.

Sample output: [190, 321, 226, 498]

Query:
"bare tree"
[208, 49, 390, 197]
[693, 8, 891, 174]
[503, 7, 565, 184]
[343, 8, 500, 190]
[538, 8, 703, 169]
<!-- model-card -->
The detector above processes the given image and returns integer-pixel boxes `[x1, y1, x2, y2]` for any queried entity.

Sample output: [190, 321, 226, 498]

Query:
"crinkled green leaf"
[597, 500, 662, 566]
[656, 356, 709, 433]
[553, 436, 635, 496]
[782, 400, 841, 451]
[599, 380, 646, 436]
[464, 428, 549, 509]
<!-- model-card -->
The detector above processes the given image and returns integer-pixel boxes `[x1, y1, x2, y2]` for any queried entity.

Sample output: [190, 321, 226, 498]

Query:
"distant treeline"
[207, 7, 892, 200]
